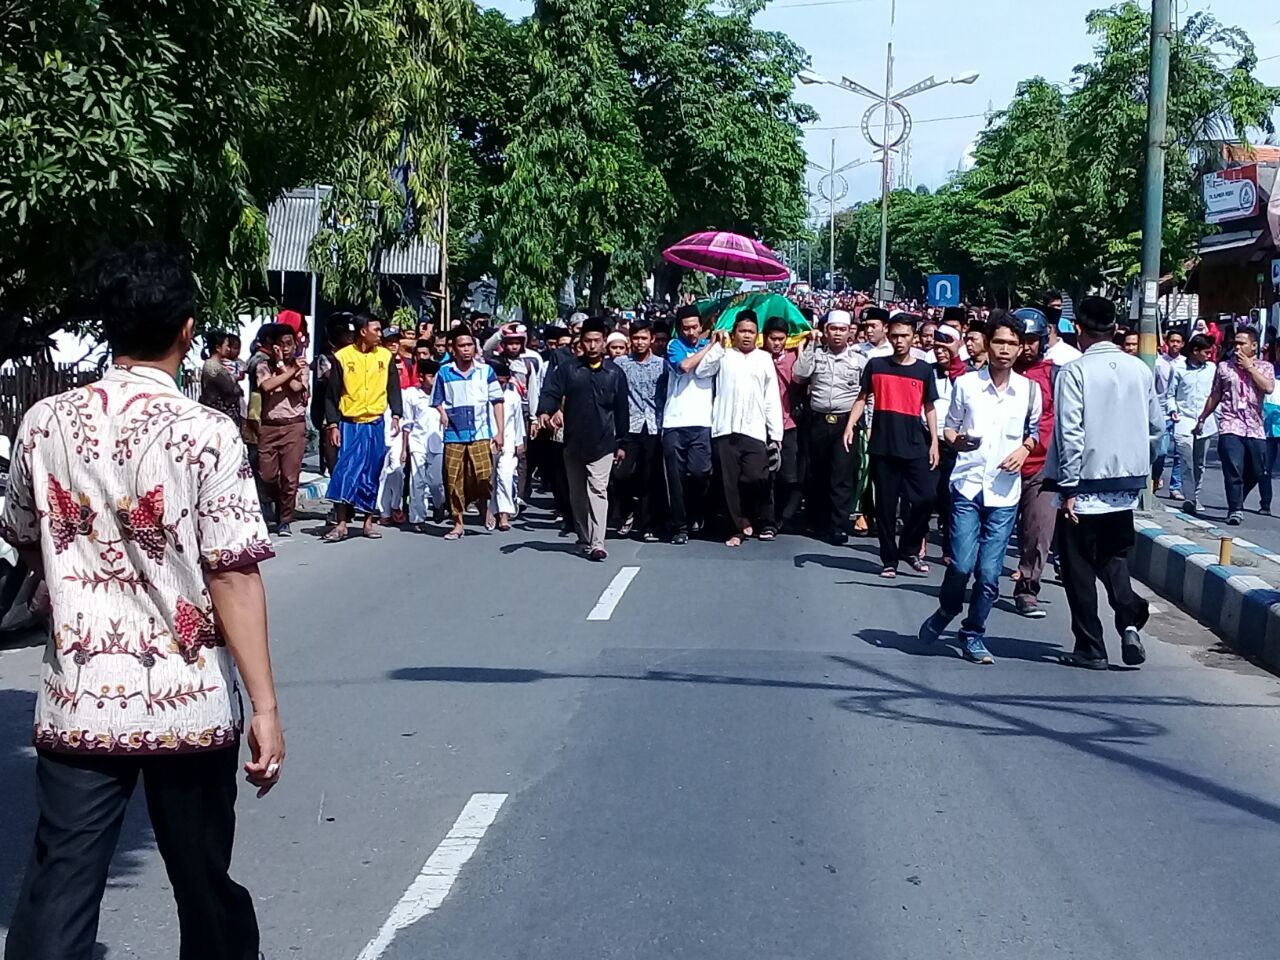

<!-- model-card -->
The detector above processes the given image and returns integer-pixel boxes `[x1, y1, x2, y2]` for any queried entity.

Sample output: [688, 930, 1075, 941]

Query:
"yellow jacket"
[325, 345, 403, 424]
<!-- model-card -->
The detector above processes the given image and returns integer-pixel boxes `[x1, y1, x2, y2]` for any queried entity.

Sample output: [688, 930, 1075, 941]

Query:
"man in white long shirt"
[1167, 333, 1217, 515]
[919, 315, 1041, 664]
[489, 358, 527, 530]
[696, 312, 784, 547]
[403, 359, 446, 529]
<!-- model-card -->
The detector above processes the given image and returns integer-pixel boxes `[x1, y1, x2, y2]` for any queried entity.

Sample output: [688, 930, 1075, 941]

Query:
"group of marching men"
[312, 293, 1217, 669]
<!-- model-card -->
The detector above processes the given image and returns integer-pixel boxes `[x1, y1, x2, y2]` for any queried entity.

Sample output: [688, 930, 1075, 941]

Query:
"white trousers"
[490, 450, 520, 516]
[408, 449, 445, 522]
[377, 446, 405, 518]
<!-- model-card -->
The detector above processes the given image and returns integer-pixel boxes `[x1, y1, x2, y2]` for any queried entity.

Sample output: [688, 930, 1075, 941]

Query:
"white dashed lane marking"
[587, 566, 640, 621]
[354, 792, 507, 960]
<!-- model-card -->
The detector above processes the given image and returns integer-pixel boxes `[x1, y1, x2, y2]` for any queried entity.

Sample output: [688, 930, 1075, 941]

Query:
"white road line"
[1131, 581, 1165, 614]
[354, 792, 507, 960]
[587, 566, 640, 621]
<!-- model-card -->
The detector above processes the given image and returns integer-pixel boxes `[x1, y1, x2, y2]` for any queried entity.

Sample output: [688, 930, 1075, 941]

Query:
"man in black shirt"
[845, 316, 940, 577]
[538, 317, 629, 561]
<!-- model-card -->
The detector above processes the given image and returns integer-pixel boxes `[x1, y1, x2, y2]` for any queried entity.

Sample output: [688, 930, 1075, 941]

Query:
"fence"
[1, 362, 201, 440]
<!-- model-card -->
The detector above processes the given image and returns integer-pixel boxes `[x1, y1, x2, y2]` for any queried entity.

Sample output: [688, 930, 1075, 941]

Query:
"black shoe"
[1059, 652, 1110, 671]
[1121, 627, 1147, 666]
[829, 531, 849, 546]
[671, 531, 689, 545]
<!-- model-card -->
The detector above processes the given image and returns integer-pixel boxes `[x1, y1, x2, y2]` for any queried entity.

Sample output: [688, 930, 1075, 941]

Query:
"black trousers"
[615, 430, 666, 534]
[870, 453, 935, 568]
[766, 426, 803, 532]
[662, 426, 712, 534]
[5, 747, 258, 960]
[1057, 509, 1149, 662]
[934, 446, 959, 559]
[806, 414, 856, 536]
[715, 433, 772, 534]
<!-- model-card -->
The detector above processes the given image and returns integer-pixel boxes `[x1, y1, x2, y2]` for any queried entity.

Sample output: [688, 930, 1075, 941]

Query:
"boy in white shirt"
[488, 358, 527, 531]
[403, 360, 446, 530]
[376, 408, 407, 524]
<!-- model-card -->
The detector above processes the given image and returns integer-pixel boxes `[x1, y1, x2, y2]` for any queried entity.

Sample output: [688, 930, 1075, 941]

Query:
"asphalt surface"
[1159, 447, 1280, 548]
[3, 506, 1280, 960]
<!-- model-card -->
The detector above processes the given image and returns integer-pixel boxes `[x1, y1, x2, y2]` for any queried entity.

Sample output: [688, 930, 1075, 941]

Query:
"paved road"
[3, 509, 1280, 960]
[1160, 448, 1280, 548]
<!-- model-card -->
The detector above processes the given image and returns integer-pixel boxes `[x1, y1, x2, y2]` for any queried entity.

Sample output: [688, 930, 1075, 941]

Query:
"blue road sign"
[927, 274, 961, 307]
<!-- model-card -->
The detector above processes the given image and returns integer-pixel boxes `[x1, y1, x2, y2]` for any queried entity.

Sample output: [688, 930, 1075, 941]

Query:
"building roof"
[266, 187, 441, 276]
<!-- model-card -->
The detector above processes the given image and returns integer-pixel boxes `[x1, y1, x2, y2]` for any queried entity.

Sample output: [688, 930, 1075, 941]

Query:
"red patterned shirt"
[0, 365, 274, 754]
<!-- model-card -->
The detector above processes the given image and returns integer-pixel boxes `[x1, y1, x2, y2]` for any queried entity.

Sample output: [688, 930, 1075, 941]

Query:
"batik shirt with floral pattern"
[0, 365, 274, 754]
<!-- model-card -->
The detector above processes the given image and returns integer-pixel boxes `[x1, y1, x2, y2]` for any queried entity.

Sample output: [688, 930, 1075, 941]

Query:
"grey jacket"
[1044, 340, 1163, 495]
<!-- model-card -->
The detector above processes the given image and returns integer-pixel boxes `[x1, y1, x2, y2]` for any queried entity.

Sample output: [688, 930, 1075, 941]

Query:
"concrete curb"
[1131, 513, 1280, 671]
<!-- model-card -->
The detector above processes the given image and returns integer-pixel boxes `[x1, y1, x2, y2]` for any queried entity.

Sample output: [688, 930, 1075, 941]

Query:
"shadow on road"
[389, 657, 1280, 827]
[858, 626, 1066, 665]
[499, 541, 585, 557]
[0, 688, 156, 947]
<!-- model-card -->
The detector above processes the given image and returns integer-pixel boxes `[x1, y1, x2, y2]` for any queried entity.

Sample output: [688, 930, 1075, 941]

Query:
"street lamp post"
[800, 34, 978, 305]
[806, 142, 869, 295]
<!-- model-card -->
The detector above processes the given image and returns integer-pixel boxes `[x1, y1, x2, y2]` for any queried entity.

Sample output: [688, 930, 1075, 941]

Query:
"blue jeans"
[937, 492, 1019, 641]
[1153, 418, 1182, 491]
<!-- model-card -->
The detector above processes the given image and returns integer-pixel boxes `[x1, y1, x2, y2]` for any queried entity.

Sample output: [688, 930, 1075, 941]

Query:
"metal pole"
[1138, 0, 1171, 369]
[829, 139, 836, 291]
[877, 1, 895, 306]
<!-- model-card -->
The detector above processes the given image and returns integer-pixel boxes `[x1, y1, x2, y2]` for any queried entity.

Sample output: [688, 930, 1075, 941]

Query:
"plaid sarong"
[444, 440, 493, 518]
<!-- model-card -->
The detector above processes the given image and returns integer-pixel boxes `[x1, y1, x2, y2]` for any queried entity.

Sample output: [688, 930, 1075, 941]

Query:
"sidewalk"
[1133, 455, 1280, 672]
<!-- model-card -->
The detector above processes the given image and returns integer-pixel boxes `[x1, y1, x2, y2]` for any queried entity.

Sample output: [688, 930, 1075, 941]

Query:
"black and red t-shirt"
[860, 356, 938, 459]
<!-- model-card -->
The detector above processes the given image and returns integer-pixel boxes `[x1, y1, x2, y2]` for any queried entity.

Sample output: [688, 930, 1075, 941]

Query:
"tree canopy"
[828, 2, 1280, 305]
[0, 0, 471, 363]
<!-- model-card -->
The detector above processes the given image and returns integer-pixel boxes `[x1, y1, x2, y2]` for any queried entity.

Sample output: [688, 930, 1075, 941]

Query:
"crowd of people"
[4, 240, 1280, 958]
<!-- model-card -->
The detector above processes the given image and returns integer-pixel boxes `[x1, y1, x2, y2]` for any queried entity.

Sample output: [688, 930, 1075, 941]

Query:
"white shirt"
[945, 368, 1041, 508]
[932, 370, 954, 423]
[662, 340, 715, 429]
[696, 344, 784, 443]
[1046, 338, 1082, 366]
[403, 385, 444, 457]
[860, 340, 893, 359]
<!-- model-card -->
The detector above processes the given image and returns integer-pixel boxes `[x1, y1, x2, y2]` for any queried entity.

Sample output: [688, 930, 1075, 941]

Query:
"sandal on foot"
[880, 566, 898, 579]
[907, 555, 930, 575]
[322, 529, 348, 543]
[362, 528, 383, 539]
[443, 529, 465, 541]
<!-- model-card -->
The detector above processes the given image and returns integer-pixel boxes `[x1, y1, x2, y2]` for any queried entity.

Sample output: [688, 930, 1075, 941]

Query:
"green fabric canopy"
[698, 292, 812, 346]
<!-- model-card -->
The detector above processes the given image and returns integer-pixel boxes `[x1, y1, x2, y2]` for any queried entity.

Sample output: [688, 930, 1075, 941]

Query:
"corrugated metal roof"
[266, 186, 440, 276]
[267, 188, 327, 273]
[378, 229, 441, 276]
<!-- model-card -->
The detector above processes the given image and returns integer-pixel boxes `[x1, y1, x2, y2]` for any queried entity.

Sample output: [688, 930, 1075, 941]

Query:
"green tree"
[0, 0, 289, 363]
[0, 0, 471, 364]
[827, 2, 1280, 305]
[622, 0, 815, 299]
[494, 0, 666, 320]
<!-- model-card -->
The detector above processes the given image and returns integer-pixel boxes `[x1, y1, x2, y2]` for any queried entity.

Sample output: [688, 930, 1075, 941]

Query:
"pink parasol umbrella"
[662, 231, 790, 282]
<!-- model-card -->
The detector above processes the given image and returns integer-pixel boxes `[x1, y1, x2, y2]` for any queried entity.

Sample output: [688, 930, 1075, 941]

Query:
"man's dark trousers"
[806, 413, 855, 536]
[870, 453, 934, 568]
[616, 429, 666, 534]
[662, 426, 712, 535]
[5, 746, 258, 960]
[1056, 509, 1150, 662]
